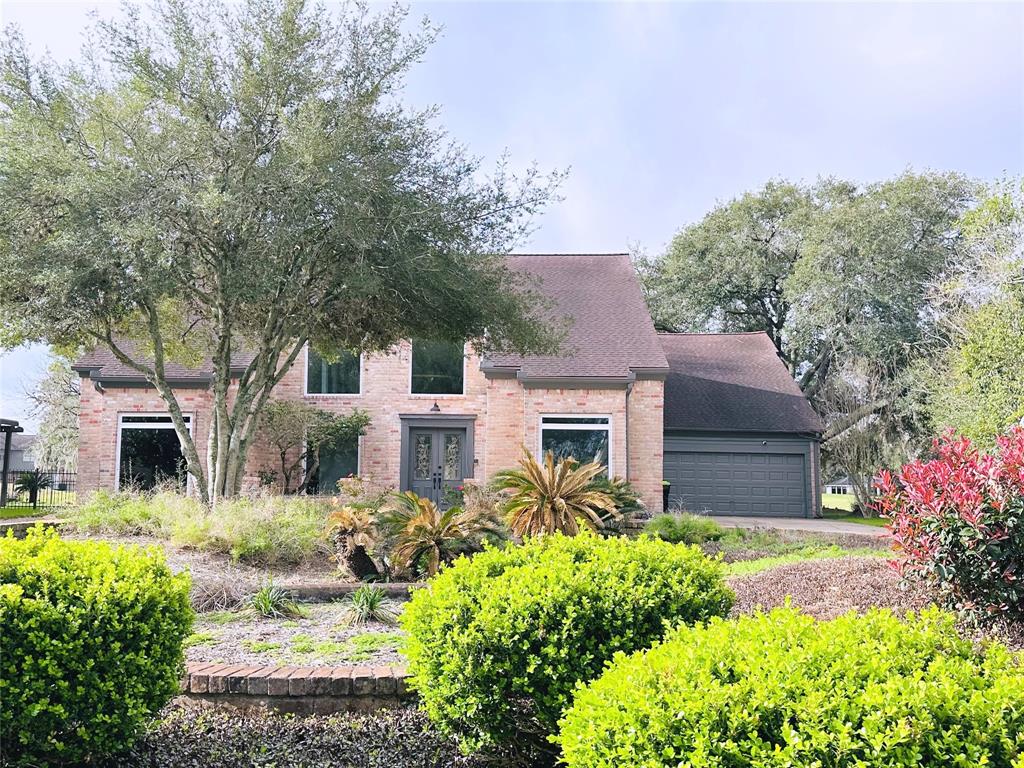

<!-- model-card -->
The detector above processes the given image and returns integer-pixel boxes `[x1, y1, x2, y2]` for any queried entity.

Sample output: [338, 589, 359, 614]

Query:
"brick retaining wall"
[180, 661, 412, 715]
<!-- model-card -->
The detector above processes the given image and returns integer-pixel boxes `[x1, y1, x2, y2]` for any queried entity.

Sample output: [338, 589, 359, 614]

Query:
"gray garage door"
[664, 450, 807, 517]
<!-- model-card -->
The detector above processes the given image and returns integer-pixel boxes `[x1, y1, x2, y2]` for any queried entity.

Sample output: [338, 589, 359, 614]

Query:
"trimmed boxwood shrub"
[400, 532, 734, 765]
[0, 527, 193, 766]
[556, 607, 1024, 768]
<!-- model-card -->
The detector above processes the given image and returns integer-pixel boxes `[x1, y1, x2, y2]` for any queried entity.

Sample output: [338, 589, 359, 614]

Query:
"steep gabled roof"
[659, 332, 823, 434]
[483, 253, 668, 380]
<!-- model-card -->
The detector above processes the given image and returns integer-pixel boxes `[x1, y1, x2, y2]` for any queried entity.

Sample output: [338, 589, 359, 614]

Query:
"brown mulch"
[728, 555, 935, 620]
[727, 555, 1024, 650]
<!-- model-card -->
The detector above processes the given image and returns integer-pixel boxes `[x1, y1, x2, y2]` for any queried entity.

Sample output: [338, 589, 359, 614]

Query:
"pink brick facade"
[77, 342, 667, 512]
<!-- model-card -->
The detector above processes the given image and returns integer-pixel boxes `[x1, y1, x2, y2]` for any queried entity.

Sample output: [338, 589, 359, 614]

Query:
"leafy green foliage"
[926, 291, 1024, 444]
[25, 355, 80, 471]
[248, 579, 306, 619]
[260, 402, 370, 494]
[0, 527, 193, 765]
[494, 450, 619, 537]
[556, 608, 1024, 768]
[379, 491, 506, 577]
[71, 490, 332, 566]
[0, 0, 562, 501]
[400, 533, 734, 765]
[338, 585, 399, 627]
[643, 512, 723, 544]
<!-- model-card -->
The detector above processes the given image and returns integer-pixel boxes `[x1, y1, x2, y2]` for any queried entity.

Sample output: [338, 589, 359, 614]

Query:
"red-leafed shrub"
[873, 428, 1024, 619]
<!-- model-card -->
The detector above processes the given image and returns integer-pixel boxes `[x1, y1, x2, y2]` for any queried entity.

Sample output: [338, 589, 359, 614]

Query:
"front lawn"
[821, 491, 858, 511]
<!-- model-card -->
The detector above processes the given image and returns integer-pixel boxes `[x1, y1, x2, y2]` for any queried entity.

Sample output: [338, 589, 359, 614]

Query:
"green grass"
[201, 610, 248, 625]
[287, 631, 403, 661]
[820, 511, 889, 528]
[0, 507, 56, 520]
[725, 546, 886, 577]
[821, 492, 858, 512]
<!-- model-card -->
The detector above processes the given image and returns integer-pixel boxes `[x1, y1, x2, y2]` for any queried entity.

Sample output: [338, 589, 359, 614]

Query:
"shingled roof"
[72, 340, 255, 385]
[659, 332, 823, 434]
[74, 254, 669, 384]
[482, 253, 668, 380]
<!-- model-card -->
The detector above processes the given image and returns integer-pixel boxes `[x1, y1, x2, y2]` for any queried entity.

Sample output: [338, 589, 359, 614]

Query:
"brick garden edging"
[180, 661, 412, 715]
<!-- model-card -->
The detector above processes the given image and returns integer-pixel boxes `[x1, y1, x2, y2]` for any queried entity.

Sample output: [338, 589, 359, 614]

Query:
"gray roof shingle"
[72, 340, 255, 383]
[659, 332, 823, 434]
[483, 253, 668, 379]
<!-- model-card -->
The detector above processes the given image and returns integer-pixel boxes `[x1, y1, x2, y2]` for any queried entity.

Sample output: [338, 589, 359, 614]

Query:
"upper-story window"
[411, 339, 464, 395]
[306, 348, 360, 395]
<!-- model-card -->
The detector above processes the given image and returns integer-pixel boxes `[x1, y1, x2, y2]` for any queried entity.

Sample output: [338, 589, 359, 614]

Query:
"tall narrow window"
[539, 416, 611, 474]
[306, 348, 360, 395]
[411, 340, 464, 395]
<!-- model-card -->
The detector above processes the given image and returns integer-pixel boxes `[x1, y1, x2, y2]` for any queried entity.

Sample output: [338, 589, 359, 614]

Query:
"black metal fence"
[1, 470, 77, 510]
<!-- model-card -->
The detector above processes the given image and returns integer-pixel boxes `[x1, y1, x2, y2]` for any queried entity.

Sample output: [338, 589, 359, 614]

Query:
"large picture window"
[306, 437, 359, 495]
[411, 339, 464, 395]
[306, 348, 360, 395]
[117, 414, 190, 490]
[540, 415, 611, 474]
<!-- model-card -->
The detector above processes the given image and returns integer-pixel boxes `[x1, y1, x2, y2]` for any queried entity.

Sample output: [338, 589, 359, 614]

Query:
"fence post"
[0, 429, 11, 508]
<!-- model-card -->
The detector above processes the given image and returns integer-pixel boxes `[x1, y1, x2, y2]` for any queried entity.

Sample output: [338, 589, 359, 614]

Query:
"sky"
[1, 0, 1022, 430]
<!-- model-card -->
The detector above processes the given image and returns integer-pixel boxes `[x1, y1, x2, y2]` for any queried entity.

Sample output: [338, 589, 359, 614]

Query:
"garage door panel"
[665, 448, 807, 517]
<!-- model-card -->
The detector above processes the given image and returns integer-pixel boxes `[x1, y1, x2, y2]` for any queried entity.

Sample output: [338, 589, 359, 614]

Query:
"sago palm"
[380, 491, 505, 577]
[494, 450, 619, 537]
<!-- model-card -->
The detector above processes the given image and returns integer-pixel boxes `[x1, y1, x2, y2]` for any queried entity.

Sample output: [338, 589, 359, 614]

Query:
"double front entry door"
[408, 428, 466, 506]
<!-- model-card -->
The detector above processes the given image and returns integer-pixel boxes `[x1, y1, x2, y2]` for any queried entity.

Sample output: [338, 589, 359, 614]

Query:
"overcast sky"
[1, 0, 1022, 430]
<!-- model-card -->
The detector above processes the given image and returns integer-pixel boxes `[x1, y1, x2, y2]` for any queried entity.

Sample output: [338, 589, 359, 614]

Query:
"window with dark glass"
[306, 348, 360, 395]
[540, 416, 611, 474]
[117, 414, 190, 491]
[411, 339, 464, 395]
[307, 437, 359, 495]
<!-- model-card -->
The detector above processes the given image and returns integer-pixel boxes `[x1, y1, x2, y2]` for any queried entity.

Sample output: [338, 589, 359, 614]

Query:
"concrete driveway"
[710, 515, 890, 538]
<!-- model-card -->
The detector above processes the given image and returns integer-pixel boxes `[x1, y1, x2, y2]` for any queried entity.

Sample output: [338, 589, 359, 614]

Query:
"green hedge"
[400, 533, 734, 765]
[0, 527, 193, 766]
[556, 607, 1024, 768]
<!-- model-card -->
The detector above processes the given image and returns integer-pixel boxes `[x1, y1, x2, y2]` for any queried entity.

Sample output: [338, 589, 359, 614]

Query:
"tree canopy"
[642, 171, 979, 509]
[0, 0, 563, 501]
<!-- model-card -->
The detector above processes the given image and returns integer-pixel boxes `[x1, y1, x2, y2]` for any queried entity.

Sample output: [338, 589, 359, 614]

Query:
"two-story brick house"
[74, 253, 823, 516]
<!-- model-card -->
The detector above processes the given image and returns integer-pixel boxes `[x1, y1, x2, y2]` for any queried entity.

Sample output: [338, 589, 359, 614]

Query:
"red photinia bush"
[873, 428, 1024, 619]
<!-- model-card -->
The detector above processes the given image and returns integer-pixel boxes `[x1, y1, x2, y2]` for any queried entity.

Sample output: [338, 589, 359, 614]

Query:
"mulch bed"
[727, 555, 1024, 650]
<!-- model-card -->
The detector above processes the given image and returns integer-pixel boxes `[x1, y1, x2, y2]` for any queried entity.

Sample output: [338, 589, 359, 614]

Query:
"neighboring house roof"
[483, 253, 669, 381]
[9, 433, 36, 452]
[73, 253, 669, 384]
[73, 340, 256, 385]
[659, 332, 824, 434]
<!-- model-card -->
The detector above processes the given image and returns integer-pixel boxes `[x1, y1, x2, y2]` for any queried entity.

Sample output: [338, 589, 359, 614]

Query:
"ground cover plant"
[400, 532, 733, 766]
[556, 607, 1024, 768]
[875, 428, 1024, 619]
[644, 511, 724, 544]
[0, 527, 192, 766]
[99, 702, 483, 768]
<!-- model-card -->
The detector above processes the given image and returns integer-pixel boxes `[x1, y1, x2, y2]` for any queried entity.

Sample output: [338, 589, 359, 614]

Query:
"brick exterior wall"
[77, 343, 667, 512]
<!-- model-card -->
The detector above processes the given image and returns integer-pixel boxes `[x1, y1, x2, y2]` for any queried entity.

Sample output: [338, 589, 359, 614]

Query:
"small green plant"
[183, 630, 218, 648]
[290, 634, 315, 654]
[345, 631, 403, 661]
[13, 470, 52, 508]
[0, 527, 192, 765]
[248, 579, 306, 619]
[241, 640, 282, 653]
[556, 608, 1024, 767]
[643, 512, 723, 544]
[202, 610, 246, 625]
[401, 532, 733, 765]
[338, 585, 399, 627]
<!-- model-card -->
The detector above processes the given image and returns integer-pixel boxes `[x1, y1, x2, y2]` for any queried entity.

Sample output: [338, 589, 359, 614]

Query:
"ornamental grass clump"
[400, 532, 733, 766]
[874, 428, 1024, 619]
[556, 607, 1024, 768]
[0, 527, 193, 766]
